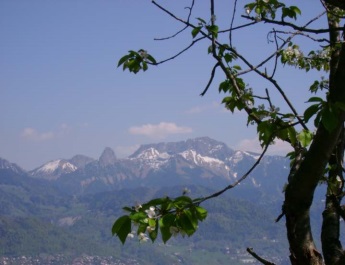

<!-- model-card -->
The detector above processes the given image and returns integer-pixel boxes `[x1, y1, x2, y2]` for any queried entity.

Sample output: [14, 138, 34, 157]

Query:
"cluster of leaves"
[304, 96, 345, 132]
[244, 0, 301, 20]
[280, 43, 330, 72]
[117, 50, 156, 74]
[191, 17, 218, 39]
[112, 194, 207, 244]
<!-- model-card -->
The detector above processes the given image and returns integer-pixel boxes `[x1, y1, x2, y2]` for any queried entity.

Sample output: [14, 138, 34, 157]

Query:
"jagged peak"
[99, 147, 117, 167]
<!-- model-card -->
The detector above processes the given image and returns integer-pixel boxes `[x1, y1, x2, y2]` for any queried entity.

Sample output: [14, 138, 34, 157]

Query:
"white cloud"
[21, 124, 71, 141]
[129, 122, 193, 139]
[235, 137, 293, 155]
[21, 127, 55, 141]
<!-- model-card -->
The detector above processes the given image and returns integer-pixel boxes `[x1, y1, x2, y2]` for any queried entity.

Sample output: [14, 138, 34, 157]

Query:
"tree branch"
[242, 11, 342, 34]
[247, 248, 276, 265]
[200, 63, 220, 96]
[154, 0, 195, 41]
[197, 141, 269, 204]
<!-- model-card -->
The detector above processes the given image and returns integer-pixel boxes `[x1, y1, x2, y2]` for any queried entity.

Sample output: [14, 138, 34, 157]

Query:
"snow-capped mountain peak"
[36, 160, 77, 173]
[135, 147, 170, 161]
[30, 159, 77, 180]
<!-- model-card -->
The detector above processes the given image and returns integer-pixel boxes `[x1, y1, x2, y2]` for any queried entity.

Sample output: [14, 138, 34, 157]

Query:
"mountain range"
[19, 137, 290, 199]
[0, 137, 312, 264]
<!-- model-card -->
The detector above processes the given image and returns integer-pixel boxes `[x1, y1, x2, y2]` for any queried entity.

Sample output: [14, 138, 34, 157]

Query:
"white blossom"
[138, 232, 149, 242]
[145, 206, 156, 218]
[134, 203, 142, 212]
[183, 187, 191, 195]
[146, 226, 156, 233]
[139, 50, 148, 59]
[127, 231, 135, 239]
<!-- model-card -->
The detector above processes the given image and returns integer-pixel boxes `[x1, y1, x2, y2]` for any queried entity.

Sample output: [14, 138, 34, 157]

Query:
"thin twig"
[247, 248, 277, 265]
[270, 29, 330, 43]
[154, 0, 195, 41]
[154, 26, 189, 41]
[200, 63, 220, 96]
[229, 0, 238, 47]
[242, 11, 339, 34]
[197, 142, 270, 204]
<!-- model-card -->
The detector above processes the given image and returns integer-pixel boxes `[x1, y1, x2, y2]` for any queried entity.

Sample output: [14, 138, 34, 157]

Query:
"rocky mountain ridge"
[2, 137, 290, 197]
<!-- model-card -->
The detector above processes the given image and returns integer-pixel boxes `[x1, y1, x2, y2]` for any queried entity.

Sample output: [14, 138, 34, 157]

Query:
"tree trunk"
[284, 23, 345, 263]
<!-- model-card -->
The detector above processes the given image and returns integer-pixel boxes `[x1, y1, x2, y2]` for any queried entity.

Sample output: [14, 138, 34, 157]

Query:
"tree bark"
[321, 196, 344, 265]
[284, 23, 345, 263]
[284, 123, 340, 265]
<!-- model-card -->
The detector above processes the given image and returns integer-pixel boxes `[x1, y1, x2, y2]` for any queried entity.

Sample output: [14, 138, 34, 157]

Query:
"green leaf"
[195, 206, 207, 221]
[297, 130, 313, 148]
[291, 6, 301, 15]
[233, 65, 242, 70]
[257, 121, 275, 146]
[307, 97, 323, 103]
[142, 61, 148, 71]
[304, 104, 320, 123]
[287, 126, 297, 146]
[146, 197, 169, 207]
[255, 6, 261, 15]
[159, 213, 175, 243]
[146, 54, 156, 64]
[224, 53, 233, 63]
[178, 211, 196, 236]
[117, 54, 130, 67]
[219, 80, 230, 93]
[191, 26, 202, 38]
[112, 215, 131, 244]
[137, 222, 148, 235]
[207, 25, 218, 38]
[148, 218, 156, 228]
[122, 206, 134, 213]
[184, 209, 198, 229]
[129, 211, 147, 222]
[173, 196, 193, 209]
[196, 17, 207, 24]
[148, 226, 158, 242]
[174, 195, 193, 204]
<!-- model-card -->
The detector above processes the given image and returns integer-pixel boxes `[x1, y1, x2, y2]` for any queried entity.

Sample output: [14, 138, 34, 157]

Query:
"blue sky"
[1, 1, 326, 170]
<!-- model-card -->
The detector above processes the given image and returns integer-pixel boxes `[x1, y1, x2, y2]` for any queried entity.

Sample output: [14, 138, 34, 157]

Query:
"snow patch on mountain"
[37, 160, 77, 173]
[132, 148, 170, 170]
[0, 158, 24, 174]
[229, 151, 245, 164]
[30, 159, 78, 180]
[180, 150, 230, 172]
[243, 151, 260, 160]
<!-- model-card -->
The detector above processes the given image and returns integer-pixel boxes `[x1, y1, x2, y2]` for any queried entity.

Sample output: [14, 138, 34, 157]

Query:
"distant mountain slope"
[0, 138, 315, 264]
[23, 137, 289, 197]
